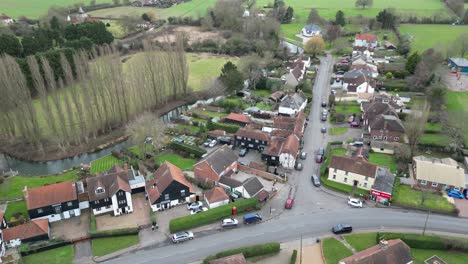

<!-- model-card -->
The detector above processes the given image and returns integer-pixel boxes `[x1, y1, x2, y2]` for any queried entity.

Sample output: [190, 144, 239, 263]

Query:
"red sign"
[371, 189, 392, 199]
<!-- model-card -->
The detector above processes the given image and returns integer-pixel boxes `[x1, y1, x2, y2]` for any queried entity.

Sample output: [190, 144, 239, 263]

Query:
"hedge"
[90, 227, 139, 238]
[169, 198, 259, 233]
[203, 242, 280, 264]
[213, 122, 241, 133]
[170, 141, 207, 158]
[290, 249, 297, 264]
[377, 233, 447, 250]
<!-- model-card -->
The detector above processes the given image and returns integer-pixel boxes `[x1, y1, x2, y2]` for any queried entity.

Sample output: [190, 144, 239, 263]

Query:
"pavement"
[74, 241, 93, 264]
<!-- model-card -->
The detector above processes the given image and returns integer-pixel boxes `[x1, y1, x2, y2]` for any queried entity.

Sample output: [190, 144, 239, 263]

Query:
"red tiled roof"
[330, 155, 378, 178]
[355, 33, 377, 42]
[208, 130, 226, 137]
[263, 137, 285, 157]
[3, 219, 49, 242]
[204, 187, 229, 204]
[339, 239, 412, 264]
[235, 128, 271, 142]
[225, 113, 251, 124]
[282, 134, 300, 156]
[24, 181, 77, 210]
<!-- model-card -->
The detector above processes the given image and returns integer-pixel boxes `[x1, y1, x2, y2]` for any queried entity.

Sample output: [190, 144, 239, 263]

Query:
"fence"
[238, 165, 282, 182]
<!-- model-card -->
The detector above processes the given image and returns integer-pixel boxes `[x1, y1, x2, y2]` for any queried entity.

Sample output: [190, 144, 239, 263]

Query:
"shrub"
[90, 214, 97, 233]
[90, 227, 139, 238]
[169, 198, 258, 233]
[212, 122, 240, 133]
[377, 233, 447, 250]
[290, 249, 297, 264]
[170, 142, 207, 158]
[203, 242, 280, 264]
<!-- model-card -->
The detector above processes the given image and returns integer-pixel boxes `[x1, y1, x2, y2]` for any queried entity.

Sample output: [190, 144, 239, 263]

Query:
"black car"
[321, 101, 327, 107]
[321, 127, 327, 133]
[332, 224, 353, 234]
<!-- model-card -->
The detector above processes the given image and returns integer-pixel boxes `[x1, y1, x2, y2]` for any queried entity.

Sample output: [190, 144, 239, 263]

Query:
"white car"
[172, 231, 194, 243]
[222, 218, 239, 228]
[209, 139, 217, 148]
[187, 201, 203, 210]
[190, 207, 208, 215]
[348, 198, 363, 208]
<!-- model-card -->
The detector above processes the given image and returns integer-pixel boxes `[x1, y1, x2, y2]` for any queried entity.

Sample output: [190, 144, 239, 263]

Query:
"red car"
[315, 154, 323, 163]
[350, 121, 361, 128]
[347, 116, 354, 123]
[285, 196, 294, 209]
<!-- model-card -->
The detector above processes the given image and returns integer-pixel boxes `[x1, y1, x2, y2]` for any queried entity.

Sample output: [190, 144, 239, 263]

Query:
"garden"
[322, 237, 352, 264]
[23, 244, 74, 264]
[91, 235, 139, 257]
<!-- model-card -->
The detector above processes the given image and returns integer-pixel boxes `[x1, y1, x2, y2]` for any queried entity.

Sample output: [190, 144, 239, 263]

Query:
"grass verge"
[322, 238, 353, 264]
[329, 127, 348, 136]
[203, 242, 280, 264]
[91, 235, 139, 257]
[23, 245, 74, 264]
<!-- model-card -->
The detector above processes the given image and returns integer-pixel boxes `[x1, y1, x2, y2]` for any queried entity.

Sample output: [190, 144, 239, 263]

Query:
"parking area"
[154, 204, 191, 236]
[96, 193, 150, 231]
[237, 148, 264, 166]
[51, 210, 90, 241]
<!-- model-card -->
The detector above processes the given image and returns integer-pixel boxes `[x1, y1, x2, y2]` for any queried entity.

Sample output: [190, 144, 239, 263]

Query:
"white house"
[278, 92, 307, 116]
[301, 24, 321, 37]
[279, 134, 300, 169]
[354, 34, 378, 48]
[204, 186, 229, 209]
[342, 69, 375, 95]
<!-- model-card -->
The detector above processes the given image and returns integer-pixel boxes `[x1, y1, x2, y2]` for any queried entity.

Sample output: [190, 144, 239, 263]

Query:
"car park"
[311, 174, 320, 187]
[187, 201, 203, 210]
[239, 148, 248, 157]
[300, 151, 307, 160]
[172, 231, 194, 243]
[332, 224, 352, 234]
[321, 127, 327, 133]
[315, 154, 323, 163]
[222, 218, 239, 228]
[191, 207, 208, 214]
[447, 190, 464, 199]
[348, 198, 363, 208]
[285, 196, 294, 209]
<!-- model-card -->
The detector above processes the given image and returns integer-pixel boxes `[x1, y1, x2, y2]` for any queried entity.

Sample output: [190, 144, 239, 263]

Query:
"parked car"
[321, 114, 327, 121]
[187, 201, 203, 210]
[285, 196, 294, 209]
[230, 190, 243, 199]
[203, 139, 211, 147]
[318, 148, 325, 155]
[321, 101, 327, 107]
[209, 139, 217, 148]
[295, 162, 303, 171]
[191, 207, 208, 215]
[239, 161, 248, 166]
[322, 109, 328, 115]
[172, 231, 194, 243]
[348, 198, 363, 208]
[300, 151, 307, 160]
[463, 189, 468, 200]
[347, 116, 355, 123]
[315, 154, 323, 163]
[447, 190, 464, 199]
[350, 141, 364, 147]
[239, 148, 248, 157]
[243, 213, 262, 224]
[222, 218, 238, 228]
[321, 127, 327, 133]
[311, 174, 320, 187]
[350, 121, 361, 128]
[332, 224, 352, 234]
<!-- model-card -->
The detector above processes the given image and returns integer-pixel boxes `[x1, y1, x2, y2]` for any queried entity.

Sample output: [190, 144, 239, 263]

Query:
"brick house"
[368, 115, 404, 142]
[194, 145, 238, 183]
[412, 156, 465, 191]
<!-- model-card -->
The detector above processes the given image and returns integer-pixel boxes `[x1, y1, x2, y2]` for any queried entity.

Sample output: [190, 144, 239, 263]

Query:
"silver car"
[172, 231, 194, 243]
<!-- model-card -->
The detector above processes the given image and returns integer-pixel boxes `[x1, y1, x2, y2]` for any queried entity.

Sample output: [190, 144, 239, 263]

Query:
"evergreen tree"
[0, 34, 22, 57]
[219, 61, 243, 93]
[335, 10, 346, 26]
[405, 52, 421, 74]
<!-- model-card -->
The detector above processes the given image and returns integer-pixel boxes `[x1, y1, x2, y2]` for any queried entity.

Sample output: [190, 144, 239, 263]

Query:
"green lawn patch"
[334, 105, 361, 114]
[425, 122, 441, 132]
[322, 238, 353, 264]
[344, 233, 378, 252]
[419, 133, 452, 147]
[252, 90, 271, 98]
[92, 235, 139, 257]
[445, 91, 468, 145]
[5, 200, 28, 223]
[195, 110, 227, 118]
[90, 155, 123, 174]
[331, 148, 346, 156]
[255, 103, 273, 111]
[329, 127, 348, 136]
[187, 53, 240, 91]
[23, 245, 74, 264]
[175, 124, 201, 133]
[157, 153, 196, 171]
[399, 24, 468, 53]
[0, 171, 78, 200]
[368, 153, 397, 173]
[412, 248, 468, 264]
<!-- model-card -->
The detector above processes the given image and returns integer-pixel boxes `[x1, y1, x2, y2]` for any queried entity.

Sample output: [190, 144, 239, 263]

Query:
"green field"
[187, 53, 240, 91]
[445, 91, 468, 145]
[399, 25, 468, 53]
[92, 235, 139, 257]
[90, 155, 123, 174]
[157, 153, 196, 171]
[322, 237, 353, 264]
[23, 245, 74, 264]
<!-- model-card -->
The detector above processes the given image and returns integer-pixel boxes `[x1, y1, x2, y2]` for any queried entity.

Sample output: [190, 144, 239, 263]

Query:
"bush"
[90, 213, 97, 233]
[169, 198, 259, 233]
[90, 227, 139, 238]
[203, 242, 280, 264]
[212, 122, 241, 134]
[170, 142, 207, 158]
[290, 249, 297, 264]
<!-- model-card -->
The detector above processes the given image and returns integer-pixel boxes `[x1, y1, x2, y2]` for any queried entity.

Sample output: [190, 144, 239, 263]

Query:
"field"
[445, 91, 468, 145]
[187, 53, 239, 91]
[92, 235, 139, 257]
[90, 155, 123, 174]
[0, 0, 112, 18]
[399, 25, 468, 53]
[23, 245, 74, 264]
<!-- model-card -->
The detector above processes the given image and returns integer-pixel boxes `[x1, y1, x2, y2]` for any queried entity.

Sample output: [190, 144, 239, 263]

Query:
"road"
[107, 55, 468, 264]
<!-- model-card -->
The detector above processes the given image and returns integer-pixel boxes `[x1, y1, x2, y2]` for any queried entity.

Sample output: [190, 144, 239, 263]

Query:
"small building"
[269, 91, 285, 102]
[204, 187, 229, 209]
[448, 58, 468, 74]
[224, 113, 251, 127]
[234, 128, 271, 151]
[301, 24, 321, 37]
[354, 34, 378, 48]
[24, 181, 80, 223]
[328, 154, 378, 190]
[412, 156, 465, 191]
[146, 161, 195, 212]
[279, 134, 300, 169]
[371, 167, 395, 202]
[240, 177, 264, 198]
[278, 93, 307, 117]
[194, 145, 238, 183]
[0, 211, 7, 229]
[208, 130, 226, 139]
[339, 239, 412, 264]
[384, 41, 397, 50]
[209, 253, 247, 264]
[3, 219, 50, 248]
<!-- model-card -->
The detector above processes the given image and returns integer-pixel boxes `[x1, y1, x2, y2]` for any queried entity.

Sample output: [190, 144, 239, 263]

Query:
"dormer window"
[96, 187, 104, 194]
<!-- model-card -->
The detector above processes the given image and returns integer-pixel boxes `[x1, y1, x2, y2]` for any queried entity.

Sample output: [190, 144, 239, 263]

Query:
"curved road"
[108, 55, 468, 264]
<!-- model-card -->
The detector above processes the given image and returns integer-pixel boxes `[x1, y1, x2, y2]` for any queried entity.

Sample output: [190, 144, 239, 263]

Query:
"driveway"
[454, 199, 468, 218]
[51, 211, 89, 241]
[155, 204, 193, 236]
[96, 193, 150, 231]
[74, 241, 93, 264]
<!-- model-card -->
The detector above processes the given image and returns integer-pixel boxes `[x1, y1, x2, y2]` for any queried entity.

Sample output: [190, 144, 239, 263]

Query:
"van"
[243, 213, 262, 224]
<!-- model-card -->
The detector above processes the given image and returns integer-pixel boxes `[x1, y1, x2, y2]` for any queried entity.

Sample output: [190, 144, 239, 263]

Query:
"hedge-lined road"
[108, 55, 468, 264]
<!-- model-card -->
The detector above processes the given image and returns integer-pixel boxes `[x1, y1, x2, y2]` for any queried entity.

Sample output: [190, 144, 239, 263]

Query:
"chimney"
[379, 240, 388, 250]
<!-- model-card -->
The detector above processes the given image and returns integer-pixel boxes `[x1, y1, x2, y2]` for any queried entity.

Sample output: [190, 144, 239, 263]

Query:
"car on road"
[300, 151, 307, 160]
[243, 213, 262, 224]
[318, 148, 325, 155]
[315, 154, 323, 163]
[203, 139, 211, 147]
[191, 207, 208, 214]
[172, 231, 194, 243]
[222, 218, 238, 228]
[209, 139, 217, 148]
[350, 121, 361, 128]
[447, 190, 464, 199]
[332, 224, 352, 234]
[348, 198, 363, 208]
[295, 162, 303, 171]
[321, 101, 327, 107]
[187, 201, 203, 210]
[239, 148, 248, 157]
[321, 127, 327, 133]
[311, 174, 320, 187]
[285, 196, 294, 209]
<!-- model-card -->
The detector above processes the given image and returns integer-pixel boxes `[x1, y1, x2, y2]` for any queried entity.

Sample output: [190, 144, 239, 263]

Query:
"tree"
[413, 48, 442, 90]
[21, 28, 54, 56]
[201, 14, 214, 31]
[405, 102, 430, 156]
[405, 52, 421, 74]
[397, 34, 411, 57]
[219, 61, 243, 93]
[304, 35, 325, 57]
[323, 24, 341, 45]
[355, 0, 373, 9]
[463, 10, 468, 25]
[0, 34, 22, 57]
[446, 0, 464, 17]
[376, 9, 397, 29]
[307, 8, 323, 25]
[451, 33, 468, 58]
[246, 0, 256, 9]
[282, 6, 294, 23]
[335, 10, 346, 26]
[126, 112, 166, 158]
[239, 54, 264, 89]
[142, 13, 152, 22]
[117, 15, 142, 34]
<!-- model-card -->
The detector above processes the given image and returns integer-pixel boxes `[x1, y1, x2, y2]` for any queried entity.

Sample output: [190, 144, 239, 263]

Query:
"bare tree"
[126, 112, 167, 158]
[405, 102, 430, 156]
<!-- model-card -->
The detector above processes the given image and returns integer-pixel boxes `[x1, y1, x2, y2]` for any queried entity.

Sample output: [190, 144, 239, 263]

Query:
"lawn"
[102, 20, 126, 39]
[412, 248, 468, 264]
[194, 110, 227, 118]
[175, 124, 201, 133]
[187, 53, 240, 91]
[255, 102, 273, 111]
[0, 170, 78, 200]
[419, 133, 452, 147]
[331, 148, 346, 156]
[252, 90, 272, 98]
[322, 237, 353, 264]
[90, 155, 123, 174]
[399, 25, 468, 53]
[368, 153, 397, 173]
[445, 91, 468, 145]
[393, 181, 456, 213]
[92, 235, 139, 257]
[329, 127, 348, 136]
[334, 103, 361, 114]
[23, 245, 74, 264]
[156, 153, 196, 171]
[425, 122, 441, 132]
[344, 233, 378, 251]
[4, 200, 28, 223]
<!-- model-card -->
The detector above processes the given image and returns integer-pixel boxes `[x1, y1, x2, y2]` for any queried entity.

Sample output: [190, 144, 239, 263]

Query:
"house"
[240, 177, 264, 198]
[328, 154, 378, 190]
[412, 156, 465, 191]
[279, 134, 300, 169]
[301, 24, 321, 37]
[210, 253, 247, 264]
[282, 56, 311, 86]
[384, 41, 397, 50]
[67, 7, 94, 24]
[269, 91, 285, 102]
[282, 72, 299, 87]
[448, 58, 468, 73]
[234, 128, 271, 151]
[371, 167, 395, 202]
[262, 137, 285, 167]
[224, 113, 251, 127]
[146, 161, 195, 212]
[273, 111, 306, 138]
[24, 181, 80, 223]
[2, 219, 50, 248]
[204, 187, 229, 209]
[86, 171, 133, 216]
[0, 14, 13, 24]
[350, 58, 379, 78]
[342, 69, 375, 95]
[278, 92, 307, 116]
[368, 115, 404, 142]
[354, 34, 378, 48]
[339, 239, 412, 264]
[194, 145, 238, 183]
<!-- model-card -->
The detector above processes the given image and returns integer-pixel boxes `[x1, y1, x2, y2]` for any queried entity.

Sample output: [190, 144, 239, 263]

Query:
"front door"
[353, 180, 358, 186]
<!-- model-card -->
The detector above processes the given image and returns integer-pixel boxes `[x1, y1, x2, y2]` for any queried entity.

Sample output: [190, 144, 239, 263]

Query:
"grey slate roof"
[303, 24, 321, 33]
[371, 167, 395, 195]
[201, 145, 238, 175]
[280, 93, 306, 110]
[242, 177, 264, 197]
[219, 176, 243, 188]
[450, 58, 468, 67]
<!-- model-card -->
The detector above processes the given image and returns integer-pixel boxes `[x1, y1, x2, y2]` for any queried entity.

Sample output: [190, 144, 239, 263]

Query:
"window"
[365, 177, 369, 181]
[248, 138, 251, 141]
[272, 157, 276, 160]
[344, 178, 348, 183]
[180, 190, 186, 196]
[363, 183, 367, 188]
[454, 187, 461, 191]
[118, 200, 125, 205]
[54, 206, 61, 214]
[95, 187, 104, 194]
[96, 207, 101, 211]
[255, 139, 259, 143]
[383, 136, 387, 140]
[67, 202, 73, 207]
[394, 137, 399, 141]
[104, 198, 109, 202]
[164, 194, 170, 200]
[95, 200, 100, 204]
[420, 180, 427, 185]
[432, 182, 438, 187]
[373, 136, 378, 140]
[37, 208, 43, 214]
[333, 174, 336, 179]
